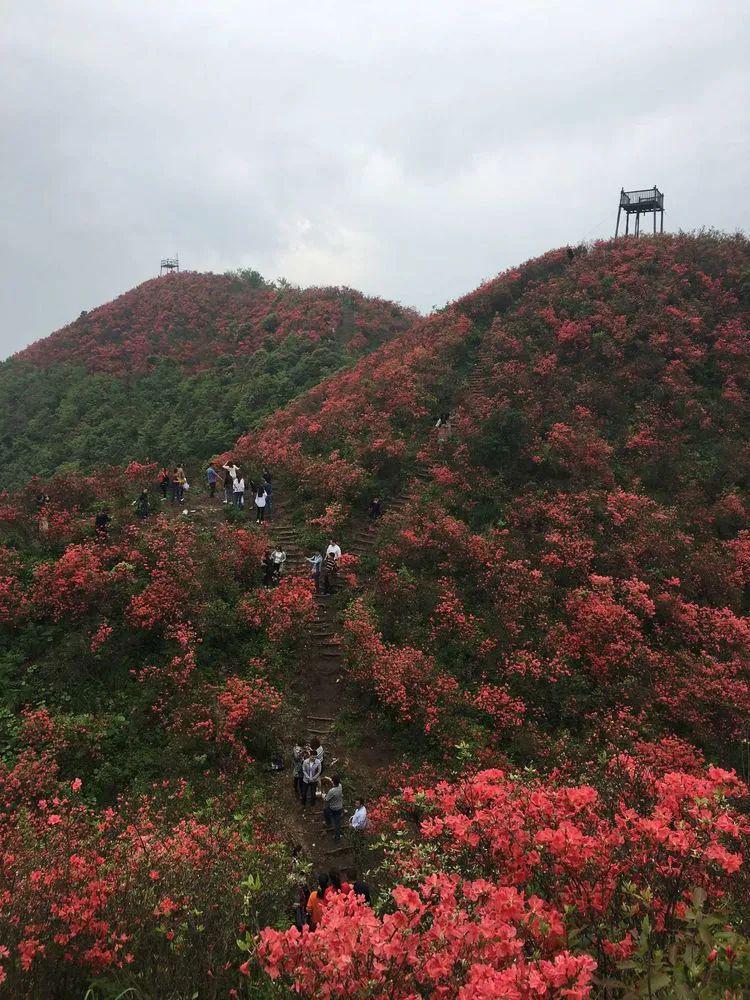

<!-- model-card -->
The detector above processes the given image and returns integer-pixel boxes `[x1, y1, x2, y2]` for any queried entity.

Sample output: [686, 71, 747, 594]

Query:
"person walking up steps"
[301, 748, 321, 807]
[206, 464, 218, 498]
[254, 485, 267, 523]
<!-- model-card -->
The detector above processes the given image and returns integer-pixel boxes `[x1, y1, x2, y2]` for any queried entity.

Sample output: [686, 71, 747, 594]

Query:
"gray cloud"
[1, 0, 748, 356]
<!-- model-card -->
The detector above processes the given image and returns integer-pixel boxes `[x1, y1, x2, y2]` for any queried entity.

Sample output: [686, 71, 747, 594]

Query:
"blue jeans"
[233, 492, 244, 508]
[324, 806, 343, 841]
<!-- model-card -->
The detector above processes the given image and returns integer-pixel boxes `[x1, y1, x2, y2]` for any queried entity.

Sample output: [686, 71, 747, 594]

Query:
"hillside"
[0, 270, 416, 486]
[1, 234, 750, 997]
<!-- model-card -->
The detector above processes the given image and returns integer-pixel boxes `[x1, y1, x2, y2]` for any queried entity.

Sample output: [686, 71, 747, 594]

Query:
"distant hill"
[0, 270, 417, 486]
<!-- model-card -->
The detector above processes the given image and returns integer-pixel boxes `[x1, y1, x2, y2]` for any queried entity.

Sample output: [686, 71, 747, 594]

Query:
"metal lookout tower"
[160, 255, 180, 276]
[615, 187, 664, 237]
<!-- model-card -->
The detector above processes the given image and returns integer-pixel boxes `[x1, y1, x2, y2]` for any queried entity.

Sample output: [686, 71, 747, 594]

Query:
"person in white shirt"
[301, 749, 321, 808]
[326, 540, 342, 561]
[350, 798, 368, 831]
[232, 476, 245, 508]
[270, 547, 286, 584]
[222, 462, 240, 480]
[254, 487, 267, 523]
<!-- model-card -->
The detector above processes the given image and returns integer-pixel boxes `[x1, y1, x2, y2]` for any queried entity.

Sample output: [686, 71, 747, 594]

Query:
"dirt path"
[162, 479, 410, 875]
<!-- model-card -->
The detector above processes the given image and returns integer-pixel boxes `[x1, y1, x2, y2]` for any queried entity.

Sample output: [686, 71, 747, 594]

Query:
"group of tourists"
[218, 462, 272, 520]
[157, 466, 189, 503]
[293, 869, 372, 931]
[291, 741, 368, 841]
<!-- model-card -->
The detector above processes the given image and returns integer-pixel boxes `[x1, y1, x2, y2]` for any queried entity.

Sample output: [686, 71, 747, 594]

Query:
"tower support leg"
[616, 205, 621, 237]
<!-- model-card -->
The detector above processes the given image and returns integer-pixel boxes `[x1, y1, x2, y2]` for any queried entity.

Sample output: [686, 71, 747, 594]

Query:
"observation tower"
[615, 188, 664, 237]
[160, 255, 180, 276]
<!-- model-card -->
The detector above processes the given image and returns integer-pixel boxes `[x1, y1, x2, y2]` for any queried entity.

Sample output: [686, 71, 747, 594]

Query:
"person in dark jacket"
[94, 510, 111, 540]
[368, 497, 382, 522]
[158, 468, 170, 500]
[133, 490, 150, 519]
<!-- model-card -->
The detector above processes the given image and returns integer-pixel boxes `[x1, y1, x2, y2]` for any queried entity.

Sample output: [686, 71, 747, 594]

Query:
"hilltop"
[0, 270, 416, 486]
[1, 234, 750, 997]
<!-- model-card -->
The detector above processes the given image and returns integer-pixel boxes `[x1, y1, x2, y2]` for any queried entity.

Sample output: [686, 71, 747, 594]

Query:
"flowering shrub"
[259, 878, 597, 998]
[240, 573, 316, 644]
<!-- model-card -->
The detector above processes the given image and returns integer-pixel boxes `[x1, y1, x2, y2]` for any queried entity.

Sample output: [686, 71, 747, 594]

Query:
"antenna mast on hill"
[615, 187, 664, 237]
[160, 254, 180, 276]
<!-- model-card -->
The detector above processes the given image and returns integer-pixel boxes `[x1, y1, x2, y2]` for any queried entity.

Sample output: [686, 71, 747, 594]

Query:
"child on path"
[158, 468, 170, 500]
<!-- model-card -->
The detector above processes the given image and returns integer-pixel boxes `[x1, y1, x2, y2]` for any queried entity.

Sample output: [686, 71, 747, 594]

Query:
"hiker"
[292, 881, 310, 931]
[171, 467, 183, 504]
[223, 470, 234, 504]
[206, 464, 218, 498]
[326, 869, 350, 896]
[222, 461, 240, 482]
[306, 873, 329, 930]
[326, 539, 342, 561]
[352, 875, 372, 905]
[368, 498, 382, 522]
[306, 551, 323, 592]
[321, 550, 337, 596]
[301, 748, 321, 807]
[254, 486, 268, 523]
[350, 797, 368, 831]
[233, 475, 245, 508]
[261, 549, 275, 588]
[158, 468, 170, 501]
[35, 492, 50, 511]
[292, 743, 305, 800]
[437, 419, 452, 451]
[132, 489, 150, 519]
[323, 774, 344, 842]
[270, 546, 287, 584]
[263, 477, 273, 520]
[262, 467, 272, 486]
[94, 509, 111, 540]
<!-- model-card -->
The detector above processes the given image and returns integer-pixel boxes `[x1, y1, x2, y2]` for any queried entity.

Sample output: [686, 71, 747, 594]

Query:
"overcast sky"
[1, 1, 748, 359]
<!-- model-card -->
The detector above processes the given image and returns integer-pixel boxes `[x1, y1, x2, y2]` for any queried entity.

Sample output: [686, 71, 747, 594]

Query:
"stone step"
[307, 727, 331, 736]
[307, 715, 335, 722]
[324, 846, 351, 857]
